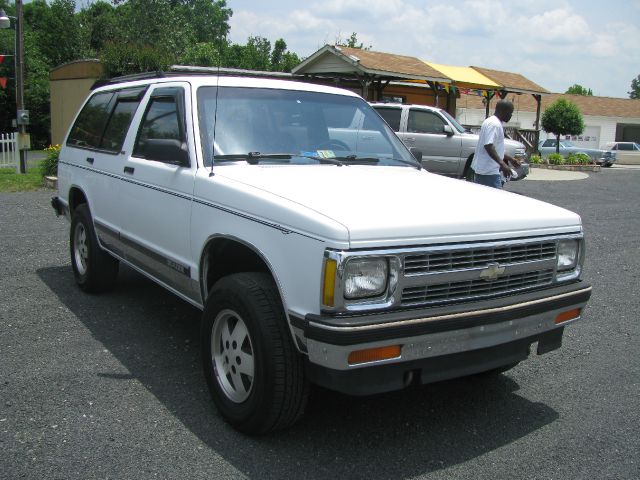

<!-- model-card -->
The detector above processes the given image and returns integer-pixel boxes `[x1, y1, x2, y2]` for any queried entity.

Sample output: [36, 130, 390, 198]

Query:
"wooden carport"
[292, 45, 451, 105]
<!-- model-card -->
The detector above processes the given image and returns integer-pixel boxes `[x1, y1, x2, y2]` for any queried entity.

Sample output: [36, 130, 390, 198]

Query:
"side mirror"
[409, 147, 423, 162]
[144, 138, 190, 166]
[443, 125, 454, 137]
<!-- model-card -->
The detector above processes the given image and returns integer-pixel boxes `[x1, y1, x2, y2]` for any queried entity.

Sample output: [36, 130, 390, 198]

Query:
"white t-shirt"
[471, 115, 505, 175]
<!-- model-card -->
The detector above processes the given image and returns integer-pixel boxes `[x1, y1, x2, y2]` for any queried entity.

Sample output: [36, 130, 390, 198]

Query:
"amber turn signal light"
[554, 308, 581, 324]
[348, 345, 401, 365]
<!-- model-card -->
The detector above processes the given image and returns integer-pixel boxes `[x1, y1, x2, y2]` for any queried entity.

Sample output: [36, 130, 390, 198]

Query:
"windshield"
[439, 109, 466, 134]
[560, 141, 575, 147]
[197, 86, 418, 168]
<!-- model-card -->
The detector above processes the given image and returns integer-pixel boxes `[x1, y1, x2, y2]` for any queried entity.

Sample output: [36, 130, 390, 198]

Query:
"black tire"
[69, 204, 119, 293]
[604, 162, 613, 168]
[201, 272, 308, 434]
[462, 155, 474, 181]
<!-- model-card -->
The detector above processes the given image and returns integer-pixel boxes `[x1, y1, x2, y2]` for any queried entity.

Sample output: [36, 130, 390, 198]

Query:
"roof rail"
[90, 66, 298, 90]
[90, 71, 167, 90]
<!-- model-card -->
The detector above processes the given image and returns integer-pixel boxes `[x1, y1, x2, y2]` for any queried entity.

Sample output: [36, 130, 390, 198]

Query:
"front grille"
[404, 241, 556, 275]
[402, 270, 554, 306]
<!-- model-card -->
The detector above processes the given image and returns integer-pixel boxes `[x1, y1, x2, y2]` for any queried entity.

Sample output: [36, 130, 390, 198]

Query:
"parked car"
[370, 103, 529, 180]
[606, 141, 640, 151]
[604, 142, 640, 165]
[52, 71, 591, 434]
[538, 138, 616, 166]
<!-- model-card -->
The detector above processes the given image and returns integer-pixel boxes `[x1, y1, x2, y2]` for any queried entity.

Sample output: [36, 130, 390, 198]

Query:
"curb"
[531, 164, 601, 173]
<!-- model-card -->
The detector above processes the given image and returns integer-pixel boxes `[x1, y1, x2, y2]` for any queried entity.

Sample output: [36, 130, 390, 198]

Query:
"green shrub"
[547, 153, 565, 165]
[529, 154, 542, 164]
[565, 154, 578, 165]
[574, 153, 591, 164]
[39, 144, 61, 177]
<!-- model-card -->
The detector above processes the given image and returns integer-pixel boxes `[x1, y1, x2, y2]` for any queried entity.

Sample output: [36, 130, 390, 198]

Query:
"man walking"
[471, 99, 520, 189]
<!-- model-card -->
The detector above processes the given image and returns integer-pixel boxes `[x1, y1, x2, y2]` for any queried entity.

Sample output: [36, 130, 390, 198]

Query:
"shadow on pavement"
[38, 264, 559, 479]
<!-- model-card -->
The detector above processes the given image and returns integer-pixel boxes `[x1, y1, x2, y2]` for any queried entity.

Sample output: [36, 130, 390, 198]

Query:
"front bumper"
[291, 281, 591, 395]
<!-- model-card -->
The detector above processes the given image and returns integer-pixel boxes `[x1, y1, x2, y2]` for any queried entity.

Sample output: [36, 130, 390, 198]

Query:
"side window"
[133, 88, 187, 164]
[543, 139, 555, 147]
[618, 143, 632, 151]
[373, 108, 402, 131]
[67, 92, 114, 148]
[100, 97, 143, 151]
[407, 110, 446, 134]
[67, 87, 144, 152]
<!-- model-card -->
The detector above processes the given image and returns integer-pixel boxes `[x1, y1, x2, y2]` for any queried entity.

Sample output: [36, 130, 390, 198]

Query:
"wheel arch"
[199, 235, 284, 308]
[67, 186, 89, 217]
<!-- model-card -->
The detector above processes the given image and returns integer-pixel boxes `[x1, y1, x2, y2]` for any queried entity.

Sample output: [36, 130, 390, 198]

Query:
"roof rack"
[90, 66, 299, 90]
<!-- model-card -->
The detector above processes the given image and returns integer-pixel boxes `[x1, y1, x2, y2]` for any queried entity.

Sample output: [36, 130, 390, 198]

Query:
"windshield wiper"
[214, 152, 292, 165]
[214, 152, 346, 166]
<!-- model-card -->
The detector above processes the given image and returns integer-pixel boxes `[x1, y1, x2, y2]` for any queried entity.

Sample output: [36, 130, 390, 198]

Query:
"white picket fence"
[0, 132, 19, 172]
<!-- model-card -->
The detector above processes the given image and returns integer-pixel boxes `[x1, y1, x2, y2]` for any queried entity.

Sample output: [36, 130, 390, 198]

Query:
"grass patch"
[0, 167, 46, 192]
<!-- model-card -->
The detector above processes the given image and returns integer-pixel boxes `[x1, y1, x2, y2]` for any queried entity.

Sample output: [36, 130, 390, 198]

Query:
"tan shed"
[49, 60, 103, 145]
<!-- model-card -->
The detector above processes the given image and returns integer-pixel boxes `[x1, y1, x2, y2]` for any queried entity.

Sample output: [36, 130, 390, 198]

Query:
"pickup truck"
[52, 71, 591, 434]
[371, 102, 529, 179]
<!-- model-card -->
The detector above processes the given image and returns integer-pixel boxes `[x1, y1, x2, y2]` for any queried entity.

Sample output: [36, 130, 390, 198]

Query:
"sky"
[227, 0, 640, 99]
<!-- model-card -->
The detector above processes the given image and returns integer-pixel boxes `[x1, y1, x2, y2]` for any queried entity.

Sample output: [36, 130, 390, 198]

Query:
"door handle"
[404, 137, 416, 142]
[124, 166, 135, 174]
[86, 157, 94, 164]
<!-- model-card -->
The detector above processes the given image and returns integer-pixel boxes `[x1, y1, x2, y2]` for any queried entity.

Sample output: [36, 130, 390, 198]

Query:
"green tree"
[629, 75, 640, 99]
[565, 84, 593, 96]
[338, 32, 371, 50]
[541, 98, 585, 154]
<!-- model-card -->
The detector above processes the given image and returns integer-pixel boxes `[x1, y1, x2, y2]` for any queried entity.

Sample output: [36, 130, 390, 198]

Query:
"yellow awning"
[423, 62, 501, 90]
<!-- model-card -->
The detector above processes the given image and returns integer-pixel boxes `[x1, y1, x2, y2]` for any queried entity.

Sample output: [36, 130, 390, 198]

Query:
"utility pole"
[15, 0, 28, 174]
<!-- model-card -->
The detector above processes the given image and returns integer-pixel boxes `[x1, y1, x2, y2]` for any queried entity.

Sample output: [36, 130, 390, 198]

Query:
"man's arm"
[484, 143, 513, 177]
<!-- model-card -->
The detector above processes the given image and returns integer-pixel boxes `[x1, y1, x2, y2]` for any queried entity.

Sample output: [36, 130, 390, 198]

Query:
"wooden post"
[533, 94, 542, 153]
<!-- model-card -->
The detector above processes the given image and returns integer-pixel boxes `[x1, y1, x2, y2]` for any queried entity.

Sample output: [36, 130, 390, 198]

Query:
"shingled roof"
[470, 66, 549, 95]
[293, 45, 450, 83]
[459, 91, 640, 119]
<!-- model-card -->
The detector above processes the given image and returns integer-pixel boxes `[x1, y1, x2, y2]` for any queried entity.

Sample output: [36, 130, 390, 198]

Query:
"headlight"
[557, 239, 579, 271]
[344, 257, 388, 299]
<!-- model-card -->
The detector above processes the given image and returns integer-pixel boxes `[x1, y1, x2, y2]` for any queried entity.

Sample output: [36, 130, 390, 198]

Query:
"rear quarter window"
[67, 87, 145, 153]
[374, 107, 402, 132]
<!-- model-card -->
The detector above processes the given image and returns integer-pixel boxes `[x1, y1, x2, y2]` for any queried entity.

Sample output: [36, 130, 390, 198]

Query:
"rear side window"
[67, 92, 114, 149]
[407, 110, 446, 134]
[374, 107, 402, 131]
[67, 87, 145, 153]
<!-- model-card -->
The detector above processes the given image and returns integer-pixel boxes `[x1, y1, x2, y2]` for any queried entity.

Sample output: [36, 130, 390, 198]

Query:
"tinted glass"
[100, 100, 140, 152]
[618, 143, 632, 151]
[197, 86, 416, 168]
[542, 139, 555, 147]
[67, 92, 114, 148]
[134, 96, 182, 157]
[407, 110, 446, 134]
[374, 107, 402, 131]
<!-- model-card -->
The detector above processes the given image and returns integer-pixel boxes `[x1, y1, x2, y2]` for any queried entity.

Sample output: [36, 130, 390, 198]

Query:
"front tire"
[70, 204, 119, 293]
[201, 273, 308, 434]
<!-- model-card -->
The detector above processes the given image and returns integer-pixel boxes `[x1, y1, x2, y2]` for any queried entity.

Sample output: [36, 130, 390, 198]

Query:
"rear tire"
[462, 155, 474, 181]
[70, 204, 119, 293]
[201, 272, 308, 434]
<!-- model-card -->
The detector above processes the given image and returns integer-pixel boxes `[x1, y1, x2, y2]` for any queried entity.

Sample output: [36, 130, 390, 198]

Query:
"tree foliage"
[629, 75, 640, 99]
[337, 32, 371, 50]
[565, 84, 593, 96]
[541, 98, 585, 154]
[0, 0, 302, 147]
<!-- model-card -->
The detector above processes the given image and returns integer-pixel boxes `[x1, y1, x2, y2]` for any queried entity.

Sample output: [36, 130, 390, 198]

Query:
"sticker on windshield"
[300, 150, 336, 159]
[316, 150, 336, 158]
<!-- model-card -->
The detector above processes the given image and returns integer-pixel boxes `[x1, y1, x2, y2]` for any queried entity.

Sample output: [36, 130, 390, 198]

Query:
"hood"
[215, 165, 581, 248]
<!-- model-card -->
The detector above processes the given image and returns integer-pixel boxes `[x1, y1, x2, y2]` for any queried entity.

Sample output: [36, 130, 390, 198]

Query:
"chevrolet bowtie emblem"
[479, 263, 505, 281]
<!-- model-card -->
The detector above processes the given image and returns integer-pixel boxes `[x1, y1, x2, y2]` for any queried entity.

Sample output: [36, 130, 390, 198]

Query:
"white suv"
[52, 71, 591, 434]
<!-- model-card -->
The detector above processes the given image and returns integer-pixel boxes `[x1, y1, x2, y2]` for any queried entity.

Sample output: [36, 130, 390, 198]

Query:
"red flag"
[0, 55, 4, 64]
[0, 77, 7, 89]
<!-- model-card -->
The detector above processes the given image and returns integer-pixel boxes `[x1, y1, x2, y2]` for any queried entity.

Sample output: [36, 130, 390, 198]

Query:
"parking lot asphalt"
[1, 168, 639, 480]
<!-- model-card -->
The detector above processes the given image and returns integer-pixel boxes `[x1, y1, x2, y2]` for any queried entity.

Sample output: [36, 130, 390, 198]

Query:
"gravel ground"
[0, 168, 638, 480]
